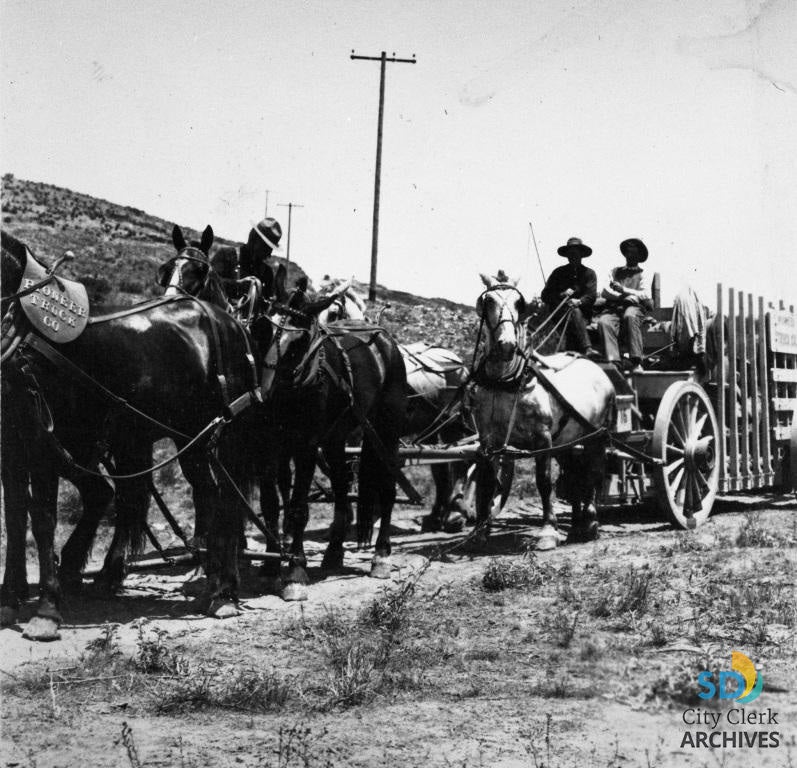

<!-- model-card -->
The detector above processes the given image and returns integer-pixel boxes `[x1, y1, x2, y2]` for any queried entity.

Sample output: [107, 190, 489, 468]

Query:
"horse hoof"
[281, 582, 309, 601]
[0, 606, 19, 627]
[370, 556, 392, 580]
[443, 513, 466, 534]
[536, 524, 564, 551]
[208, 599, 241, 619]
[420, 515, 441, 533]
[22, 616, 61, 642]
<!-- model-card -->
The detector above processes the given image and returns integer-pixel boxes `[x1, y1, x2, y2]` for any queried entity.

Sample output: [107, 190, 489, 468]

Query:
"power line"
[277, 202, 304, 263]
[351, 49, 417, 302]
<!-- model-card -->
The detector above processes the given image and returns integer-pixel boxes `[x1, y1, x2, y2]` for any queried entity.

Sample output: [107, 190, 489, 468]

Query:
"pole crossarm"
[351, 49, 417, 302]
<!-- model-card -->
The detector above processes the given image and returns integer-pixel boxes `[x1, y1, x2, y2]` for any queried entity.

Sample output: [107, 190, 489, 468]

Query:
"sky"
[2, 0, 796, 307]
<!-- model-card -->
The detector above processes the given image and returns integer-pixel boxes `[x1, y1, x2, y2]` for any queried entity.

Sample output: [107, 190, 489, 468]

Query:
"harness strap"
[89, 294, 193, 324]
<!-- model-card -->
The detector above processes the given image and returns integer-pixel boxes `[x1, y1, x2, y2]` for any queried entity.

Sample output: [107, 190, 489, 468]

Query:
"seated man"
[596, 238, 653, 373]
[540, 237, 598, 356]
[210, 217, 282, 300]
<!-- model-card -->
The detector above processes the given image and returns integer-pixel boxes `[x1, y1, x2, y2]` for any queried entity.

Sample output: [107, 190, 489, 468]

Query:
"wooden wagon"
[600, 277, 797, 529]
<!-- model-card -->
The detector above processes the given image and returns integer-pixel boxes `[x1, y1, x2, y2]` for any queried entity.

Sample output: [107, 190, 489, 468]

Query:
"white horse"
[471, 273, 616, 549]
[316, 276, 367, 325]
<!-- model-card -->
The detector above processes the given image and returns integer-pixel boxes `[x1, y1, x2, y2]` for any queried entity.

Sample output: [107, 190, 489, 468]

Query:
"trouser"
[563, 307, 591, 353]
[597, 306, 645, 362]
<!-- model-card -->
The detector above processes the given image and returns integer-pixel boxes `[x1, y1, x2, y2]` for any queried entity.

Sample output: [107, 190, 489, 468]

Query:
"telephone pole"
[351, 50, 416, 301]
[277, 201, 304, 263]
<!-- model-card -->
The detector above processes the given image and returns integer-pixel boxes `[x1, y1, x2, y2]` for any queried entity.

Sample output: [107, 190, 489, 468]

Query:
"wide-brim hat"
[619, 238, 648, 262]
[557, 237, 592, 258]
[250, 218, 282, 251]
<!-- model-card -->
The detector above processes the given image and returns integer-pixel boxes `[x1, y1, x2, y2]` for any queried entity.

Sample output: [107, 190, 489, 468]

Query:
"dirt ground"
[2, 489, 796, 768]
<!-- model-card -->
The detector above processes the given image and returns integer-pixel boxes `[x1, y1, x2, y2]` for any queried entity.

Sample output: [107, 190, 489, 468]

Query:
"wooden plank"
[738, 292, 750, 488]
[759, 296, 773, 483]
[748, 293, 761, 486]
[772, 397, 797, 412]
[717, 284, 727, 490]
[772, 368, 797, 382]
[727, 288, 739, 490]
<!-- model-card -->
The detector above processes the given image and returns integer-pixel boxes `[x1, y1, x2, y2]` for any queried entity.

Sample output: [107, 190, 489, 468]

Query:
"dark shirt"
[541, 263, 598, 318]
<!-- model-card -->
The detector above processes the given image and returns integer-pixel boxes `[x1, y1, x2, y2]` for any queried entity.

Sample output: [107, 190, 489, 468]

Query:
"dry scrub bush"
[482, 551, 547, 592]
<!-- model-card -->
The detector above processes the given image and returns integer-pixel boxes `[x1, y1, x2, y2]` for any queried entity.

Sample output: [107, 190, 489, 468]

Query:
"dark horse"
[256, 265, 407, 599]
[1, 231, 260, 639]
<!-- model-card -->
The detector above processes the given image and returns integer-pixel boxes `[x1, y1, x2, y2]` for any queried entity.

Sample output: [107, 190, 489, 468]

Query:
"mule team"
[0, 221, 614, 641]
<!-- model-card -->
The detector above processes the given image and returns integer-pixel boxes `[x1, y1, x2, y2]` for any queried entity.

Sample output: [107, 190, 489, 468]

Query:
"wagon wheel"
[651, 381, 719, 529]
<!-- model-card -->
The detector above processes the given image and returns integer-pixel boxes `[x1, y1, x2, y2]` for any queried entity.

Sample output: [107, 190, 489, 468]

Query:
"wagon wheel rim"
[652, 381, 719, 529]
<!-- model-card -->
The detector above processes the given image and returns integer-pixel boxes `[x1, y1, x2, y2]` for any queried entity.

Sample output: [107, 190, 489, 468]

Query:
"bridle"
[477, 284, 527, 358]
[159, 247, 211, 295]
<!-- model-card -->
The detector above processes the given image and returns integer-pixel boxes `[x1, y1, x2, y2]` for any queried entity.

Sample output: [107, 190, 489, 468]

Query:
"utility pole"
[277, 201, 304, 263]
[351, 49, 416, 302]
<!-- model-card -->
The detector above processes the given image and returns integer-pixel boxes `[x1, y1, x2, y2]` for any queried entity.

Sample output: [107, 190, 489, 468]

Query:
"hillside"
[1, 175, 479, 356]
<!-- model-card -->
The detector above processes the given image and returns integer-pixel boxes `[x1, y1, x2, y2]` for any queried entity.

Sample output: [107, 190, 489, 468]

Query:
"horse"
[255, 264, 407, 599]
[316, 277, 367, 325]
[470, 273, 615, 550]
[314, 276, 477, 533]
[1, 231, 261, 639]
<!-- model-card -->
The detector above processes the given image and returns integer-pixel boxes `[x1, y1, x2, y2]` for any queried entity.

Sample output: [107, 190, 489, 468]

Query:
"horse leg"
[23, 463, 62, 641]
[277, 453, 293, 547]
[281, 444, 315, 601]
[94, 440, 151, 594]
[320, 439, 353, 574]
[256, 453, 283, 593]
[536, 451, 561, 551]
[1, 455, 30, 626]
[59, 473, 114, 593]
[361, 436, 397, 580]
[568, 447, 602, 543]
[421, 463, 450, 533]
[471, 453, 497, 549]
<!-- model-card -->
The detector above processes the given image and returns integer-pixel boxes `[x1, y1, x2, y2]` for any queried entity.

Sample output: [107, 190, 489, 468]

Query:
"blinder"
[157, 247, 210, 289]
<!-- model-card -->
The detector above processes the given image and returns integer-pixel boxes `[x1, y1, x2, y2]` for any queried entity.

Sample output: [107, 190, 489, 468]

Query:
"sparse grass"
[482, 551, 547, 592]
[589, 566, 655, 618]
[545, 609, 580, 648]
[735, 512, 790, 548]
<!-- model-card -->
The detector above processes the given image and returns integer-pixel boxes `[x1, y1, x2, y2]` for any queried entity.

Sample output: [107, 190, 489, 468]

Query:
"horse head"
[475, 272, 528, 378]
[158, 224, 216, 298]
[260, 265, 338, 398]
[316, 277, 364, 325]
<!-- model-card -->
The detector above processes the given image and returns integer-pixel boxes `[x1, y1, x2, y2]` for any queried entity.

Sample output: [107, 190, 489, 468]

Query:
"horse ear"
[516, 296, 528, 319]
[200, 225, 214, 255]
[296, 276, 308, 293]
[172, 225, 187, 252]
[275, 264, 287, 301]
[479, 273, 494, 289]
[476, 296, 484, 315]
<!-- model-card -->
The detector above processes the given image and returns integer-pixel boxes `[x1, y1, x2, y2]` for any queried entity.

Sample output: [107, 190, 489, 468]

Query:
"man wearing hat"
[210, 217, 282, 299]
[540, 237, 598, 356]
[596, 238, 652, 373]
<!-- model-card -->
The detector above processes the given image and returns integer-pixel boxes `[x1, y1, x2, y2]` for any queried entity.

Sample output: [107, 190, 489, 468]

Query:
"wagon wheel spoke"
[670, 466, 686, 502]
[695, 466, 711, 496]
[686, 396, 699, 437]
[666, 444, 685, 458]
[668, 420, 686, 449]
[666, 456, 684, 480]
[694, 411, 708, 439]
